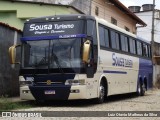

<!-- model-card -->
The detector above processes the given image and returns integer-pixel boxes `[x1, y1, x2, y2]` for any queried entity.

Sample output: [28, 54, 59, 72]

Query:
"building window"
[125, 26, 130, 32]
[111, 17, 117, 26]
[95, 6, 99, 16]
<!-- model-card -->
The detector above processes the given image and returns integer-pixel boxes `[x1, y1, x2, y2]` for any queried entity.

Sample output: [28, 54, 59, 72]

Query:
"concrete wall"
[153, 42, 160, 88]
[0, 24, 22, 96]
[71, 0, 91, 15]
[153, 65, 160, 88]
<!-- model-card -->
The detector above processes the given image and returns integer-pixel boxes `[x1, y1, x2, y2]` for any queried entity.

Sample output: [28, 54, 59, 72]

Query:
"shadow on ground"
[22, 92, 147, 108]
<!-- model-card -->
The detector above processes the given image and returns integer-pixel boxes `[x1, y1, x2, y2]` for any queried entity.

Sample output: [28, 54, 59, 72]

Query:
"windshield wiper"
[35, 56, 48, 67]
[50, 52, 64, 74]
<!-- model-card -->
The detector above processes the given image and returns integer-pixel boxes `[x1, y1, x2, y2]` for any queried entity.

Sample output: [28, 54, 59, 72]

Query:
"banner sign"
[23, 21, 84, 38]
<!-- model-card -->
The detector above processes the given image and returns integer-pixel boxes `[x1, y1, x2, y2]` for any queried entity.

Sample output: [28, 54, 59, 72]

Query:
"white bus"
[9, 15, 153, 103]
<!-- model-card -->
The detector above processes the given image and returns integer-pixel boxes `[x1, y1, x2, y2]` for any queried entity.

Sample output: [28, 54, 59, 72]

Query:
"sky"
[119, 0, 160, 9]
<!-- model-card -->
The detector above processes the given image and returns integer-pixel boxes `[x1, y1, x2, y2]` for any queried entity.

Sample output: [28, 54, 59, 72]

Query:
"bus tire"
[96, 81, 105, 104]
[137, 82, 146, 96]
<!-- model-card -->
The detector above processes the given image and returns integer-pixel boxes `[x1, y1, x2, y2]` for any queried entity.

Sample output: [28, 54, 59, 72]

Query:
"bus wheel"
[96, 81, 105, 104]
[137, 82, 146, 96]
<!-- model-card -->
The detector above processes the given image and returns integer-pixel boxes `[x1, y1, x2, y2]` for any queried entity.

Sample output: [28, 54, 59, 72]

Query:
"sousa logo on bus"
[112, 53, 133, 68]
[29, 24, 74, 31]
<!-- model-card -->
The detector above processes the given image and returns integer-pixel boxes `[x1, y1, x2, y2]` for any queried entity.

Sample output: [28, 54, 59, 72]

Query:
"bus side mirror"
[9, 45, 21, 64]
[82, 40, 91, 63]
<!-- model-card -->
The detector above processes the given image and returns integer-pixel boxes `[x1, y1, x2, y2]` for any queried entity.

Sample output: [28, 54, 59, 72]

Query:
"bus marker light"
[22, 90, 30, 94]
[70, 89, 80, 93]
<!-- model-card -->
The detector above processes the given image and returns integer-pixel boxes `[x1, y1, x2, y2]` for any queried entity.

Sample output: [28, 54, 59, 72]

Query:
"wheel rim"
[142, 84, 146, 92]
[138, 84, 141, 94]
[99, 84, 105, 100]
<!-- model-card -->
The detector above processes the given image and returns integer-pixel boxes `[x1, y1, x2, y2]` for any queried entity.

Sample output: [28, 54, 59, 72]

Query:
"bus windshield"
[23, 38, 84, 69]
[20, 17, 98, 74]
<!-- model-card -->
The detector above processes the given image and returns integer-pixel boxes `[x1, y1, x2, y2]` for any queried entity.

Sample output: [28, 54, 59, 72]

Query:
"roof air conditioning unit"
[128, 6, 141, 13]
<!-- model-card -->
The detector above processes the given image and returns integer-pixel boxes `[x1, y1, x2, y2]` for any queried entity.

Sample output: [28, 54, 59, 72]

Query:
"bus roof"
[25, 14, 95, 23]
[24, 14, 150, 44]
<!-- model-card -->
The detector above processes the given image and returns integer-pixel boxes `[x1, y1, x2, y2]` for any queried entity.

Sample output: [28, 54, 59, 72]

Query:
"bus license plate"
[44, 90, 55, 95]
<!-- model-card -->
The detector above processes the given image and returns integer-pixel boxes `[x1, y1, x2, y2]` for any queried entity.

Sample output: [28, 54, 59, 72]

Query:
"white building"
[129, 4, 160, 43]
[129, 4, 160, 87]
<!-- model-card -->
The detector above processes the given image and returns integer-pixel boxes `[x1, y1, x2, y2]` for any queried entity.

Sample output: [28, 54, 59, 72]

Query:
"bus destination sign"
[23, 21, 84, 37]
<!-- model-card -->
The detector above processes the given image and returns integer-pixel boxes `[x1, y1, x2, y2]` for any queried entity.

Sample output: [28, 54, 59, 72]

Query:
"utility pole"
[151, 0, 155, 64]
[151, 0, 156, 87]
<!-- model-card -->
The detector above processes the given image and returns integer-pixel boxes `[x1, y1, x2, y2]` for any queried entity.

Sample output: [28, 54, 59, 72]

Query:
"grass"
[0, 96, 34, 111]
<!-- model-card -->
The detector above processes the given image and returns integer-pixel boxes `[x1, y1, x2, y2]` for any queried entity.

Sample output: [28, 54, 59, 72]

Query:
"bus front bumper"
[20, 86, 35, 100]
[20, 85, 87, 100]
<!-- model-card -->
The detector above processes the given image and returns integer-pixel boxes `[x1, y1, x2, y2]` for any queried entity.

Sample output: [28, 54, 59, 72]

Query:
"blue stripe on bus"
[137, 58, 153, 90]
[103, 70, 127, 74]
[21, 34, 87, 41]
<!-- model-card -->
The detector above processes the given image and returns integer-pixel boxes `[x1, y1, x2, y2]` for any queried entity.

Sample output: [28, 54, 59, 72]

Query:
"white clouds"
[120, 0, 136, 7]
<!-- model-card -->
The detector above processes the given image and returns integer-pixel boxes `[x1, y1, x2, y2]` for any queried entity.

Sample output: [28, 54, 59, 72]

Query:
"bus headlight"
[19, 81, 33, 87]
[65, 79, 85, 85]
[19, 76, 33, 87]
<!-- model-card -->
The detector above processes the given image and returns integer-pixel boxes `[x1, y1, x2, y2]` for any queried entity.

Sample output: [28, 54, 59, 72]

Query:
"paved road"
[2, 89, 160, 120]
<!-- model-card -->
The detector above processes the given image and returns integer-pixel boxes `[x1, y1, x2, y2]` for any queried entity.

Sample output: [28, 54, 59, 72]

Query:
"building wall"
[16, 0, 139, 34]
[71, 0, 91, 15]
[136, 11, 160, 43]
[91, 0, 137, 34]
[0, 0, 82, 30]
[71, 0, 137, 34]
[19, 0, 73, 4]
[0, 25, 22, 96]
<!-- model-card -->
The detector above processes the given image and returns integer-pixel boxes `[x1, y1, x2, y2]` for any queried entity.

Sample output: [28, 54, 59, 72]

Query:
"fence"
[0, 23, 22, 97]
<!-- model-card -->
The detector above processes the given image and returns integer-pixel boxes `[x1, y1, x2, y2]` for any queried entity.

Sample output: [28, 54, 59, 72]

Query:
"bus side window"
[137, 41, 142, 56]
[120, 35, 128, 52]
[104, 28, 110, 48]
[129, 38, 136, 54]
[148, 45, 151, 58]
[124, 36, 129, 52]
[99, 25, 106, 47]
[110, 30, 120, 50]
[87, 20, 97, 45]
[142, 43, 148, 57]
